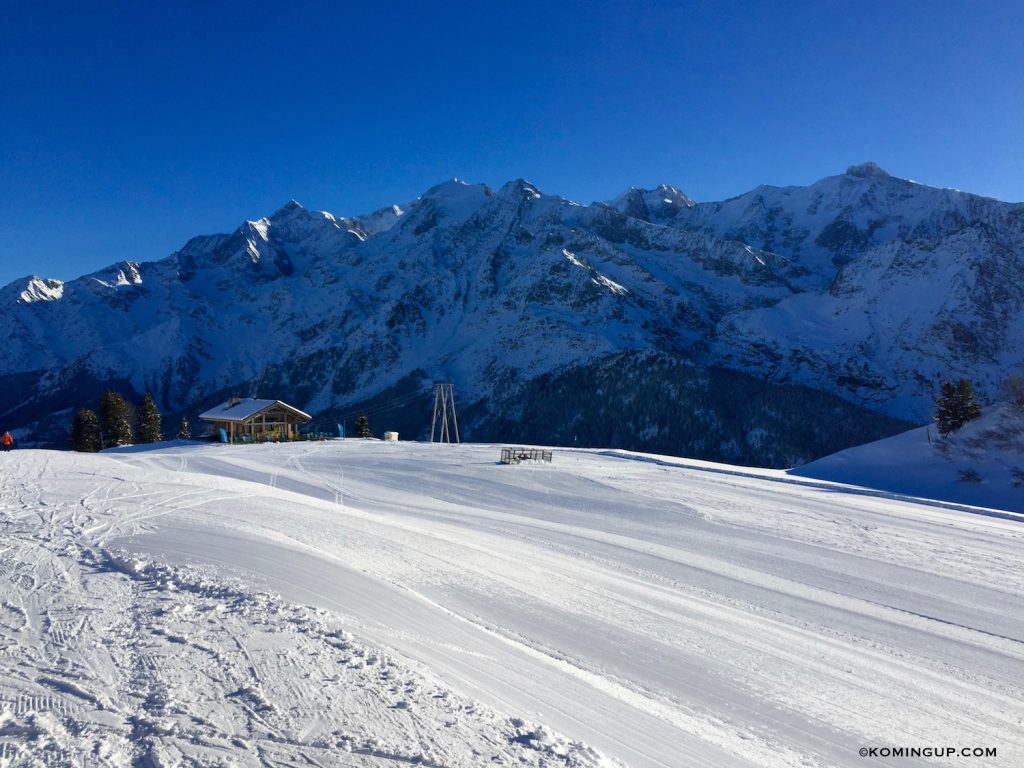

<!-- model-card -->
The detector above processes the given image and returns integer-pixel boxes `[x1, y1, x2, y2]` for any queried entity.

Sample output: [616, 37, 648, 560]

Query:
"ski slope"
[0, 440, 1022, 766]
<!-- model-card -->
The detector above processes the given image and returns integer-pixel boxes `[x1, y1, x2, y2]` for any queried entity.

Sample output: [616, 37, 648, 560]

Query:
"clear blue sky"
[2, 0, 1021, 287]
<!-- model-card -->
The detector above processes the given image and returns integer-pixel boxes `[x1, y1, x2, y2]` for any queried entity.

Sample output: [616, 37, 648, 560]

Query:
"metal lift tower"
[430, 383, 460, 444]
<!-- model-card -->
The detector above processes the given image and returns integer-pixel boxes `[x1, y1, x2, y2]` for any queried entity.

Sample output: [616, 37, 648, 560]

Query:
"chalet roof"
[198, 398, 312, 423]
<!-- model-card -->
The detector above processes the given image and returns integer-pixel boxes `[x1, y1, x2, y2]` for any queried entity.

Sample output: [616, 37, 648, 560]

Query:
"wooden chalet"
[199, 397, 312, 443]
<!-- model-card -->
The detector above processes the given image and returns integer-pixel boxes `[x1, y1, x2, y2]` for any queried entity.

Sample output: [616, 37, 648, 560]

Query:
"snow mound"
[510, 719, 622, 767]
[792, 402, 1024, 512]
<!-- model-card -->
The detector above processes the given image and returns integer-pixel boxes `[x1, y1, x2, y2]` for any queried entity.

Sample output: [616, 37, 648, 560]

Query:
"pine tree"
[354, 414, 372, 438]
[177, 416, 191, 440]
[960, 379, 982, 423]
[935, 381, 959, 436]
[70, 409, 101, 452]
[98, 390, 133, 448]
[935, 378, 982, 437]
[136, 392, 164, 444]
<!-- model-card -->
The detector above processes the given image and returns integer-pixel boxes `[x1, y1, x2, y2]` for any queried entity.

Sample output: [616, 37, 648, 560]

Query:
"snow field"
[0, 440, 1022, 766]
[0, 450, 617, 767]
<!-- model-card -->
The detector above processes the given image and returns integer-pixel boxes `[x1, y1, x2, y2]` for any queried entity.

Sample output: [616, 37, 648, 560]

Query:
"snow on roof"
[198, 398, 312, 423]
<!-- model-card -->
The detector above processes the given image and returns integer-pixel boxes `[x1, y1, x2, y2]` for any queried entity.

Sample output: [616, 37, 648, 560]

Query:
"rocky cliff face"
[4, 165, 1020, 464]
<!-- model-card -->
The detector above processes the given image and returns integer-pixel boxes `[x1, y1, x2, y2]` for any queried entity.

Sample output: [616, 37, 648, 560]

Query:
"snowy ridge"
[13, 277, 65, 303]
[3, 165, 1024, 455]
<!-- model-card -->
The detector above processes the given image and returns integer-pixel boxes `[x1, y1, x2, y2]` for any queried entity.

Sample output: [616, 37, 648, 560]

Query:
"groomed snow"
[0, 441, 1021, 766]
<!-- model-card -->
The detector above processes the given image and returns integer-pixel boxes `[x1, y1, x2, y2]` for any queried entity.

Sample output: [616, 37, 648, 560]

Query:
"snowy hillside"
[794, 402, 1024, 513]
[4, 165, 1023, 461]
[0, 441, 1021, 766]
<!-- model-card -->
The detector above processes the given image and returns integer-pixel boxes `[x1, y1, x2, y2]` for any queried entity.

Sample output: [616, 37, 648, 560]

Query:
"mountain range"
[6, 162, 1022, 465]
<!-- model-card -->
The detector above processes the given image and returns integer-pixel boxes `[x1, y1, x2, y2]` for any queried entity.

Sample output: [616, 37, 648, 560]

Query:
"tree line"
[62, 373, 1018, 453]
[69, 390, 190, 452]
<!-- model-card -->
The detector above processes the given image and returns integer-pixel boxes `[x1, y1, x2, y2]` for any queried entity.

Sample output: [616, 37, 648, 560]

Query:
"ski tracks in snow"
[0, 450, 621, 767]
[127, 442, 1023, 768]
[2, 443, 1024, 766]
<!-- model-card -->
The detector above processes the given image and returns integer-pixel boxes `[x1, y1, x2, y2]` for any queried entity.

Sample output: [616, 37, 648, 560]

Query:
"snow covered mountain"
[4, 165, 1022, 462]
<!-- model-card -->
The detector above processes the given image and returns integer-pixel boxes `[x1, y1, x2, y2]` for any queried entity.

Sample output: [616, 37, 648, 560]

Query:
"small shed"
[383, 431, 399, 442]
[199, 397, 312, 443]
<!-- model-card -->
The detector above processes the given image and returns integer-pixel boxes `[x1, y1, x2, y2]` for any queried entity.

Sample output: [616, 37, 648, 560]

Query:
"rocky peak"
[497, 178, 544, 201]
[268, 199, 314, 224]
[401, 179, 492, 232]
[5, 275, 66, 304]
[845, 162, 890, 179]
[605, 184, 694, 223]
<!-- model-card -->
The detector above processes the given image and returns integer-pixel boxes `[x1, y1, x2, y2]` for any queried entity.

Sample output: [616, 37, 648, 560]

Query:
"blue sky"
[1, 0, 1021, 287]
